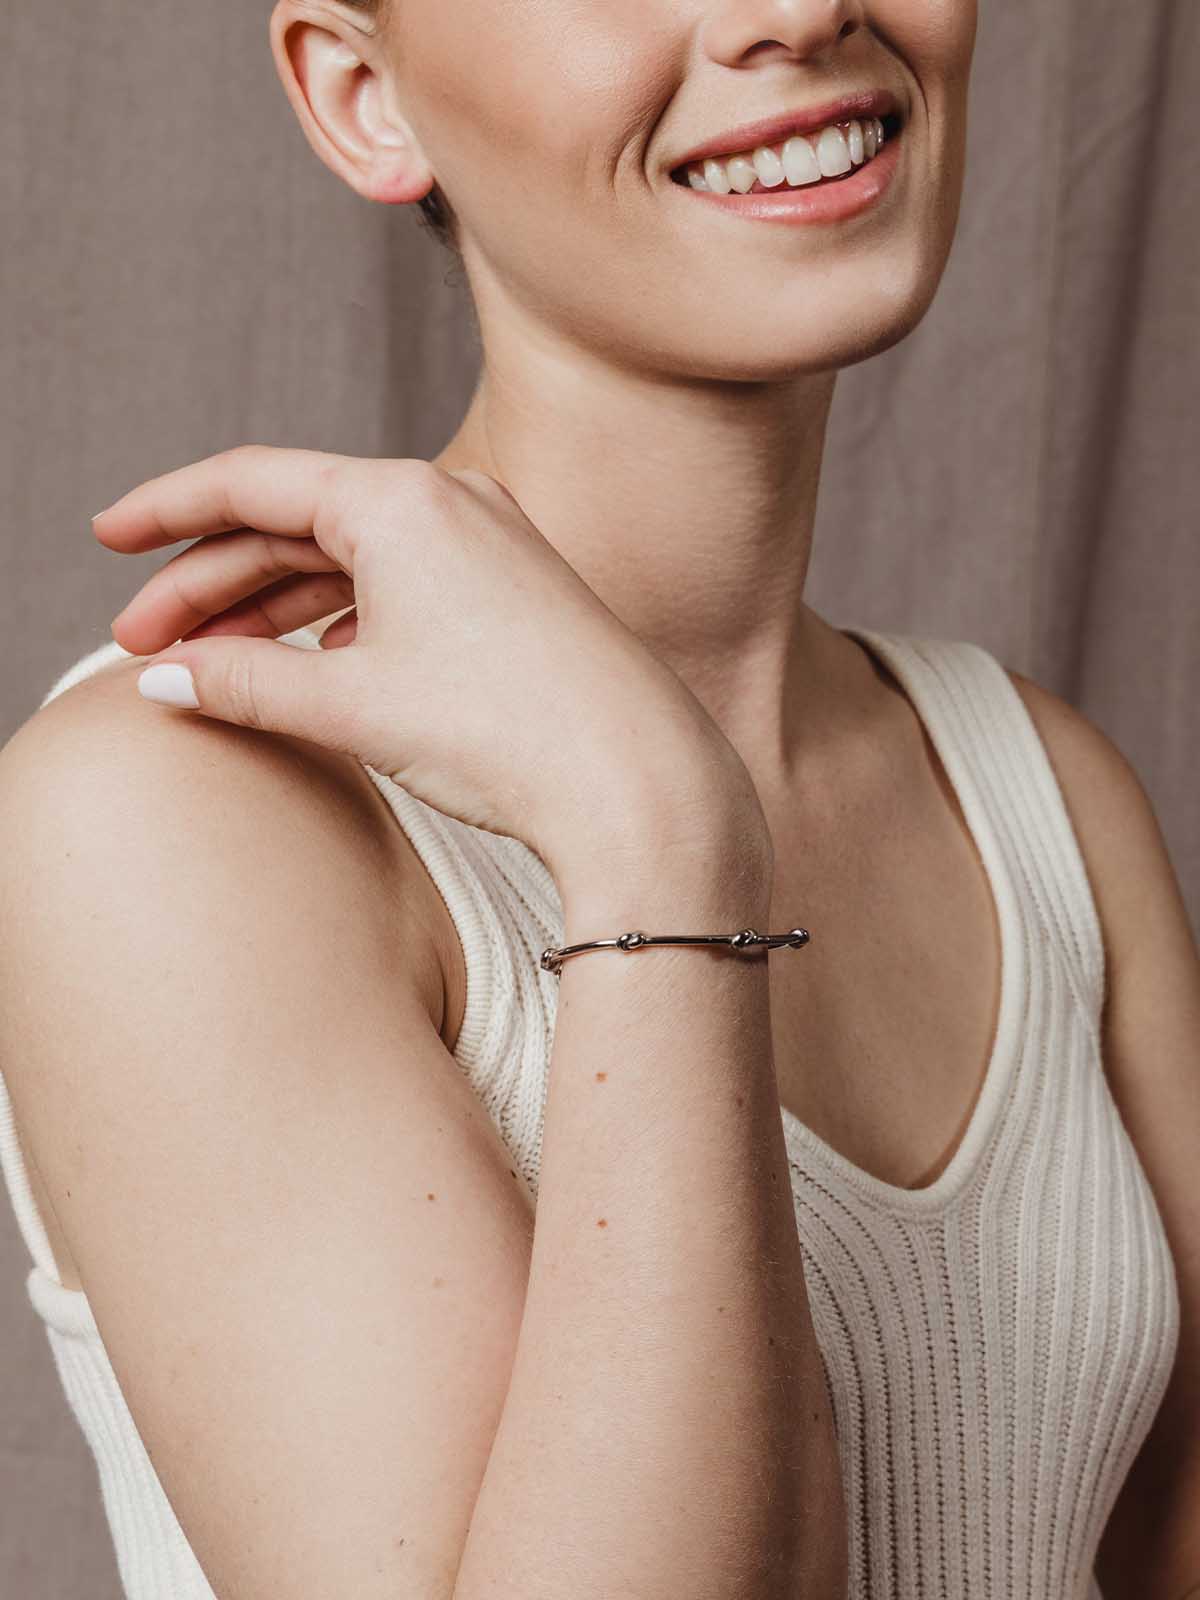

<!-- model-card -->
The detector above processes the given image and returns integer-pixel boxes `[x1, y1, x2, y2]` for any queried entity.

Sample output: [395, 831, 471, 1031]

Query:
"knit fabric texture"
[0, 623, 1179, 1598]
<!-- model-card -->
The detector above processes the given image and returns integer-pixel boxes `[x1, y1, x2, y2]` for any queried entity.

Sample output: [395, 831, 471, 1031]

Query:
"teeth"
[751, 145, 787, 187]
[682, 115, 887, 193]
[701, 158, 732, 194]
[726, 154, 758, 194]
[815, 125, 852, 178]
[782, 134, 822, 186]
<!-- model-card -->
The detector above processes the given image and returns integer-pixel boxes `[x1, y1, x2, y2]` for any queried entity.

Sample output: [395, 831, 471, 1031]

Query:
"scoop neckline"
[23, 621, 1025, 1317]
[779, 625, 1029, 1216]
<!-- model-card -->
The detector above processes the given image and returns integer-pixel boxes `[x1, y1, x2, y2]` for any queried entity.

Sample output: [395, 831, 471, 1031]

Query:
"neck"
[430, 323, 895, 818]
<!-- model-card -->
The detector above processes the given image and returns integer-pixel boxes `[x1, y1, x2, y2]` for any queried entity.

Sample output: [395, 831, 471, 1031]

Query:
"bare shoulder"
[1001, 665, 1192, 964]
[0, 651, 449, 1035]
[0, 654, 537, 1599]
[1002, 665, 1199, 1115]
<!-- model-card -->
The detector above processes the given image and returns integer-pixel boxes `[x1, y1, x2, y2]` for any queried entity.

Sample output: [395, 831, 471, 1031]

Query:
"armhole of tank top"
[932, 636, 1108, 1021]
[354, 766, 500, 1076]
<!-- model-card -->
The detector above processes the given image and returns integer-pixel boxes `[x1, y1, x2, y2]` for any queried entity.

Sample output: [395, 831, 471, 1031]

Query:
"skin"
[267, 0, 978, 823]
[260, 5, 1200, 1590]
[11, 1, 1195, 1591]
[255, 0, 1013, 1219]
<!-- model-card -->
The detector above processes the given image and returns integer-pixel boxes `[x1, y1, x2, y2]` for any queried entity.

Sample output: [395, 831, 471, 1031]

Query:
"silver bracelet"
[539, 925, 811, 977]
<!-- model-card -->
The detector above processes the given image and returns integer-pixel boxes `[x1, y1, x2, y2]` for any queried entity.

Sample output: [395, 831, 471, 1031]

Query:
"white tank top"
[0, 624, 1179, 1599]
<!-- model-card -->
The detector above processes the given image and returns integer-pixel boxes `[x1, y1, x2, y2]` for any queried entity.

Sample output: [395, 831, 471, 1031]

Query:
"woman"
[0, 0, 1195, 1595]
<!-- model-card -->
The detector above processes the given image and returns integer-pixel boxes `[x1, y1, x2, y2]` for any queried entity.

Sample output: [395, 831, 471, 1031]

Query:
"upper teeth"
[683, 116, 886, 193]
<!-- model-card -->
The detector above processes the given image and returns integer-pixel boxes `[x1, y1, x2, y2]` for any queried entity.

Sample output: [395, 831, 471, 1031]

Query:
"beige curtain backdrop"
[2, 0, 1196, 1589]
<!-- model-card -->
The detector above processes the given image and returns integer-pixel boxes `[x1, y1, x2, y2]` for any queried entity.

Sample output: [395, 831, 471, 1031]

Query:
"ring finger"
[177, 572, 357, 645]
[111, 529, 348, 653]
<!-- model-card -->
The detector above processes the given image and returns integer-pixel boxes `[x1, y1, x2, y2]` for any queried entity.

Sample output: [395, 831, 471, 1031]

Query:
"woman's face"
[384, 0, 977, 382]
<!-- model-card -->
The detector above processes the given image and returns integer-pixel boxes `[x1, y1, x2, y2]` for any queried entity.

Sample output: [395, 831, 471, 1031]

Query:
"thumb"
[135, 635, 368, 758]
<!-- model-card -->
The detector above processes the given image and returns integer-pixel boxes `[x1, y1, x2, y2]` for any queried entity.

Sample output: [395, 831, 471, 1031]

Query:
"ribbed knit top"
[0, 624, 1179, 1599]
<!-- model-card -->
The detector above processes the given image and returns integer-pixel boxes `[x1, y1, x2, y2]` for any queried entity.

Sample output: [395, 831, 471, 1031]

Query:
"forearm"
[451, 800, 846, 1600]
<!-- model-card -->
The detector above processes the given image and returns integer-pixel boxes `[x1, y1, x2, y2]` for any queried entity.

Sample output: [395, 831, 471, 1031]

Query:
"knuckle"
[310, 458, 353, 541]
[388, 457, 453, 502]
[390, 456, 441, 484]
[314, 455, 349, 491]
[253, 529, 293, 580]
[313, 455, 358, 514]
[168, 561, 209, 624]
[211, 444, 262, 531]
[224, 654, 267, 732]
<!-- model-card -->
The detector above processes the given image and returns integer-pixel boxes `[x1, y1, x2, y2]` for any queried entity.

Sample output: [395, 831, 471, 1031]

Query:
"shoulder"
[0, 651, 449, 1033]
[999, 664, 1196, 1026]
[1002, 662, 1149, 847]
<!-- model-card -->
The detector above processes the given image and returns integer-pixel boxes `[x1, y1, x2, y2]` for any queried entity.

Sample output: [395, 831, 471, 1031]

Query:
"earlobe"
[356, 76, 437, 206]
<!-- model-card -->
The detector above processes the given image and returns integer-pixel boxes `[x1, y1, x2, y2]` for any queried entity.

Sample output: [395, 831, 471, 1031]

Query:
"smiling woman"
[1, 1, 1196, 1599]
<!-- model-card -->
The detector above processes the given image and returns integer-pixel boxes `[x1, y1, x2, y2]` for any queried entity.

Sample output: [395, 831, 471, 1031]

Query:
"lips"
[666, 87, 903, 177]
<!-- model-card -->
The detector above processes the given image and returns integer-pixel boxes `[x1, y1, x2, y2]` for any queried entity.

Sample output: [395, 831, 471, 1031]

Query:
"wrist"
[553, 806, 775, 933]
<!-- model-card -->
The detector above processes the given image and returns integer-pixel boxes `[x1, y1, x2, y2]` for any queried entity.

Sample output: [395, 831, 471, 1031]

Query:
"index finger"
[91, 445, 354, 554]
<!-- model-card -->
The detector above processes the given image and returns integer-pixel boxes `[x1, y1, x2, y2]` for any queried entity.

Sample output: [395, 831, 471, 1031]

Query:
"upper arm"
[1006, 667, 1200, 1575]
[0, 664, 535, 1600]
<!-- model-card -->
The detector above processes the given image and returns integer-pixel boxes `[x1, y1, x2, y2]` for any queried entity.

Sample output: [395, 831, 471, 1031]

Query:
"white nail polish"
[138, 664, 199, 708]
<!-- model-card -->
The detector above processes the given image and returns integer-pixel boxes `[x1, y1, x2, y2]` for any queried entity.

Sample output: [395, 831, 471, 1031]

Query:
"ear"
[268, 1, 434, 205]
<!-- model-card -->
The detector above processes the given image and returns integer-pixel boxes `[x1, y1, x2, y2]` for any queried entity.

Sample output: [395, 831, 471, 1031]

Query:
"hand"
[94, 447, 765, 880]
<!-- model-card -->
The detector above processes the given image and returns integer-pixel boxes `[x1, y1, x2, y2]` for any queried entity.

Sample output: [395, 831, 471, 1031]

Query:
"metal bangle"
[539, 926, 811, 978]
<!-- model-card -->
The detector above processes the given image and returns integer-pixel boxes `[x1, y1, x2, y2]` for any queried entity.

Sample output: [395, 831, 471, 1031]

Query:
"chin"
[819, 262, 950, 373]
[661, 257, 948, 384]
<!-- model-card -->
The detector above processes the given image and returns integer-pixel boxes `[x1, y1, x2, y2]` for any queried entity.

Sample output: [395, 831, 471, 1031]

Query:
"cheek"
[404, 0, 977, 378]
[409, 0, 673, 195]
[873, 0, 976, 224]
[881, 0, 978, 89]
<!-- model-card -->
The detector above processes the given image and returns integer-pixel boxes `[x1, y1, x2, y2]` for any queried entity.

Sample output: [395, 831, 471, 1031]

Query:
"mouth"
[669, 109, 904, 195]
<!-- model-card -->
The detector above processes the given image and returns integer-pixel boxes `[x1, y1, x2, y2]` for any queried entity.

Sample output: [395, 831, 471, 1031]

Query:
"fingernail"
[138, 664, 199, 708]
[91, 507, 112, 523]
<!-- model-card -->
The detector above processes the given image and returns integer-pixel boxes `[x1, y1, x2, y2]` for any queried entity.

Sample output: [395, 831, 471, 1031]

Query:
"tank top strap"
[839, 625, 1106, 1022]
